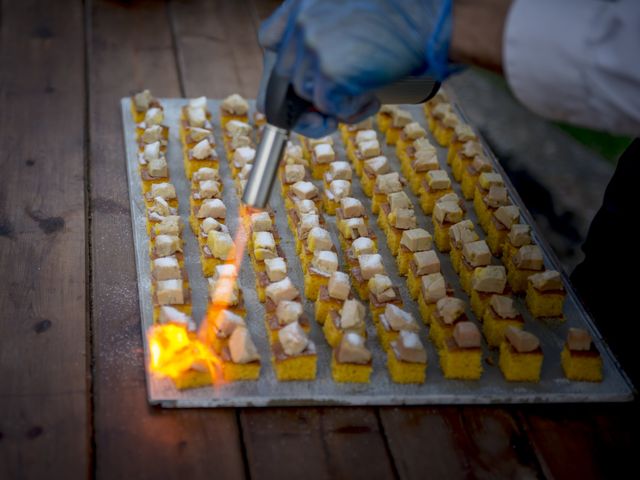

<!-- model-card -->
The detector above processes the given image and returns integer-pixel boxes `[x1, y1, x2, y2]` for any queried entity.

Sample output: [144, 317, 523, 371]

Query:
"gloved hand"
[257, 0, 454, 138]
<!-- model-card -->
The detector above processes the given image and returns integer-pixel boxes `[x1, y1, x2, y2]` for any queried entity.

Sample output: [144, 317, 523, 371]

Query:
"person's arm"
[450, 0, 511, 74]
[450, 0, 640, 136]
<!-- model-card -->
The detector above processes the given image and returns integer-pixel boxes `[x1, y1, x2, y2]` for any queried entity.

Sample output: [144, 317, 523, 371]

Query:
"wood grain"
[89, 1, 244, 478]
[0, 0, 88, 477]
[380, 406, 543, 479]
[522, 403, 638, 479]
[170, 0, 264, 98]
[241, 408, 397, 480]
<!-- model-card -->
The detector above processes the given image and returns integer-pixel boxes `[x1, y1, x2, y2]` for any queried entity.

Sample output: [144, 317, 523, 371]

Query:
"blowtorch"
[242, 54, 440, 209]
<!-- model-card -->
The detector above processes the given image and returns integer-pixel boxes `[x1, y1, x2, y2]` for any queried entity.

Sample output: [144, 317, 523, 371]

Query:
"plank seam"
[515, 409, 555, 480]
[83, 0, 97, 477]
[236, 411, 253, 480]
[166, 0, 186, 97]
[374, 409, 401, 480]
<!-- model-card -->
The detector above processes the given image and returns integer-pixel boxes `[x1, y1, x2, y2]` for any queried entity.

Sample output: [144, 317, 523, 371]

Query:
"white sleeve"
[504, 0, 640, 137]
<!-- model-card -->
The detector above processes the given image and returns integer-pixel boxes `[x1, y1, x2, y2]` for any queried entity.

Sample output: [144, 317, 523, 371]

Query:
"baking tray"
[120, 97, 634, 407]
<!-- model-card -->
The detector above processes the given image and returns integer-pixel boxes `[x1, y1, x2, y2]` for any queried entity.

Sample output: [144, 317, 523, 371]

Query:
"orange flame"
[147, 323, 224, 387]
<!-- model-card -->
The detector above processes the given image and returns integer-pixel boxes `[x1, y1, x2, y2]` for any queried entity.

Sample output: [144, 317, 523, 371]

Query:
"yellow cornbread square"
[184, 157, 217, 181]
[172, 369, 212, 390]
[473, 191, 492, 232]
[417, 294, 437, 325]
[220, 113, 248, 128]
[506, 259, 539, 294]
[525, 285, 565, 318]
[560, 346, 603, 382]
[351, 276, 369, 300]
[427, 115, 436, 132]
[452, 154, 473, 183]
[360, 172, 375, 197]
[200, 251, 222, 278]
[322, 313, 366, 348]
[140, 176, 167, 194]
[376, 111, 392, 133]
[201, 329, 228, 354]
[486, 220, 508, 256]
[338, 123, 351, 144]
[460, 171, 479, 200]
[130, 101, 146, 123]
[450, 246, 463, 274]
[399, 154, 411, 178]
[322, 317, 343, 347]
[439, 343, 483, 380]
[459, 263, 474, 295]
[446, 142, 460, 165]
[250, 255, 267, 274]
[428, 315, 455, 350]
[376, 209, 389, 233]
[499, 342, 542, 382]
[331, 354, 372, 383]
[314, 296, 343, 325]
[502, 241, 518, 265]
[300, 141, 312, 160]
[353, 154, 365, 178]
[256, 283, 266, 303]
[406, 268, 422, 300]
[433, 123, 454, 147]
[420, 187, 452, 215]
[385, 126, 402, 145]
[371, 192, 386, 214]
[385, 227, 403, 256]
[369, 295, 402, 325]
[265, 318, 312, 345]
[482, 308, 523, 348]
[222, 361, 261, 381]
[395, 137, 410, 161]
[272, 353, 317, 381]
[387, 349, 426, 384]
[189, 214, 200, 236]
[310, 162, 330, 181]
[304, 271, 330, 301]
[433, 220, 452, 253]
[396, 248, 412, 276]
[338, 236, 351, 255]
[375, 321, 399, 352]
[470, 289, 494, 319]
[322, 194, 339, 216]
[409, 172, 427, 196]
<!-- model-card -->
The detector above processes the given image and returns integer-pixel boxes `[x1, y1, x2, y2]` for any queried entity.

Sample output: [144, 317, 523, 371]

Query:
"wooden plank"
[169, 1, 397, 476]
[89, 1, 245, 478]
[380, 407, 543, 479]
[0, 0, 88, 477]
[521, 403, 638, 479]
[169, 0, 264, 98]
[241, 408, 397, 480]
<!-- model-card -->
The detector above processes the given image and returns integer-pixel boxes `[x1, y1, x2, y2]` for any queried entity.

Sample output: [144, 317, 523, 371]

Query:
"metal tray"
[121, 97, 634, 407]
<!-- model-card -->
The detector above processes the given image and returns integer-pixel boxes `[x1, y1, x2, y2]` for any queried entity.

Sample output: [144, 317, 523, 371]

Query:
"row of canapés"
[132, 90, 265, 388]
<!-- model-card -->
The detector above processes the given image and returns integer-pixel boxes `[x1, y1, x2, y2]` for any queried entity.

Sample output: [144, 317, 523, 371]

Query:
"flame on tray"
[147, 205, 259, 388]
[147, 322, 224, 385]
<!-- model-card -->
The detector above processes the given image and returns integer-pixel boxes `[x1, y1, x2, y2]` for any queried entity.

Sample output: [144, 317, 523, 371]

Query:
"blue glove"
[257, 0, 454, 138]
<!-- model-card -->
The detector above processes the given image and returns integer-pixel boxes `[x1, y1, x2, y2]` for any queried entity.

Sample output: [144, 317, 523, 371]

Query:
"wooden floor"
[0, 1, 636, 478]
